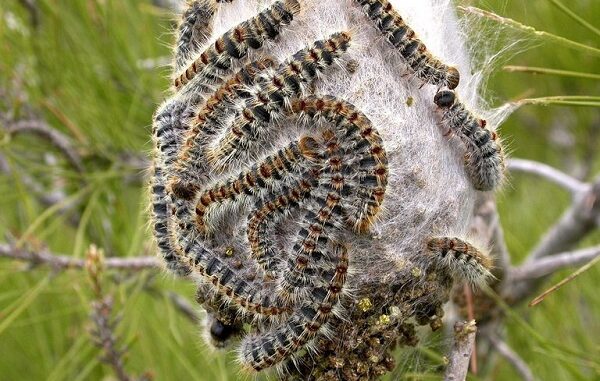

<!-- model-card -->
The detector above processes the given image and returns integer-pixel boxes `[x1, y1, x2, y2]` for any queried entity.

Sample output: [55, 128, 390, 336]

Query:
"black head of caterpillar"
[434, 90, 488, 131]
[434, 89, 456, 108]
[209, 319, 239, 347]
[201, 310, 244, 350]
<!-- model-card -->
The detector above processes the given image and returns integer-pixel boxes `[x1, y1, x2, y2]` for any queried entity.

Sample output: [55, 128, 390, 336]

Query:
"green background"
[0, 1, 598, 380]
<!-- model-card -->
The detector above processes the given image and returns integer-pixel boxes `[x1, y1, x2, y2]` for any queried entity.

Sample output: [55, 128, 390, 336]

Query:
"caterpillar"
[174, 0, 300, 89]
[354, 0, 460, 89]
[209, 32, 353, 169]
[426, 236, 493, 286]
[239, 243, 349, 371]
[434, 90, 505, 191]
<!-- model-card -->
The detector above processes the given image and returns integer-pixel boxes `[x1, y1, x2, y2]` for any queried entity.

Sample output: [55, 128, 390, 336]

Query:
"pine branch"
[0, 242, 160, 271]
[527, 175, 600, 262]
[86, 245, 152, 381]
[90, 296, 132, 381]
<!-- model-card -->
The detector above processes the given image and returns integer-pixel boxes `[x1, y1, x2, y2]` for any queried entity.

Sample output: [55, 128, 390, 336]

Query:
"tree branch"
[470, 193, 511, 277]
[167, 291, 200, 323]
[526, 176, 600, 263]
[508, 158, 588, 195]
[488, 334, 534, 381]
[0, 243, 160, 271]
[444, 320, 477, 381]
[510, 245, 600, 281]
[5, 119, 84, 172]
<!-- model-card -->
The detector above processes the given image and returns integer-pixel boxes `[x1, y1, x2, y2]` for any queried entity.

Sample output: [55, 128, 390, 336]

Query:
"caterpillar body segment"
[174, 0, 301, 90]
[174, 0, 219, 72]
[210, 32, 353, 168]
[151, 89, 207, 275]
[354, 0, 460, 89]
[180, 236, 291, 316]
[194, 139, 321, 235]
[239, 243, 349, 371]
[171, 190, 292, 318]
[275, 131, 346, 303]
[170, 58, 277, 200]
[464, 128, 505, 192]
[150, 166, 191, 276]
[426, 236, 493, 287]
[154, 92, 205, 170]
[165, 146, 315, 319]
[291, 96, 388, 233]
[434, 90, 505, 191]
[247, 177, 317, 276]
[166, 140, 319, 318]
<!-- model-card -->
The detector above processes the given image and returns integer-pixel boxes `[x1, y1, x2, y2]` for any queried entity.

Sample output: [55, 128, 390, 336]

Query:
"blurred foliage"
[0, 0, 598, 380]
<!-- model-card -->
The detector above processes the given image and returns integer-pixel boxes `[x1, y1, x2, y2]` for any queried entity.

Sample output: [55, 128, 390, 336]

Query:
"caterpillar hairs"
[150, 0, 508, 378]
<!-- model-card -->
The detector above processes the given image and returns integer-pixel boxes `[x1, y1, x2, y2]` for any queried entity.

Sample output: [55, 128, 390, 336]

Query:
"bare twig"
[488, 334, 535, 381]
[0, 242, 160, 271]
[2, 241, 200, 328]
[470, 193, 511, 276]
[144, 283, 201, 324]
[463, 285, 477, 374]
[503, 178, 600, 303]
[508, 158, 588, 195]
[5, 119, 85, 172]
[510, 245, 600, 281]
[444, 320, 477, 381]
[527, 176, 600, 262]
[167, 291, 200, 323]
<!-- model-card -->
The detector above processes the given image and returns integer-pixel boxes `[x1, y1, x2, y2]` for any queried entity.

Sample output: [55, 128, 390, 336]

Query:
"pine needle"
[459, 6, 600, 57]
[503, 66, 600, 80]
[529, 255, 600, 307]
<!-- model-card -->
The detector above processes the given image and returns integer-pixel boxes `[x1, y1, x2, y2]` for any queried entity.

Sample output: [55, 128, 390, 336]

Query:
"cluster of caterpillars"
[150, 0, 504, 374]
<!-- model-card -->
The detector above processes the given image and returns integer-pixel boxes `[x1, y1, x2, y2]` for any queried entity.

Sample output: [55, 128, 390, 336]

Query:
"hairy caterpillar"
[426, 236, 493, 286]
[354, 0, 460, 89]
[149, 0, 501, 377]
[174, 0, 300, 89]
[434, 90, 505, 191]
[210, 32, 353, 168]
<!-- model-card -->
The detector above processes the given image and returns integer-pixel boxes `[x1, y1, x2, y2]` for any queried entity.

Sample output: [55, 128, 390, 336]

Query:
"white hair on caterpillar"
[156, 0, 522, 375]
[208, 0, 483, 272]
